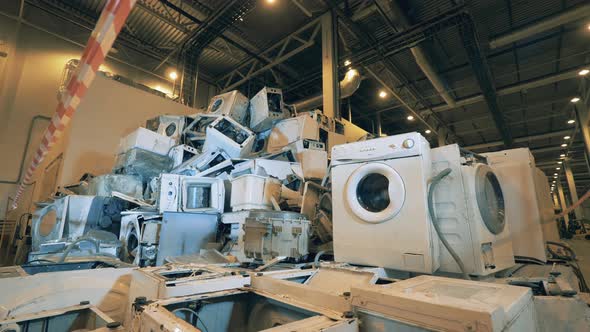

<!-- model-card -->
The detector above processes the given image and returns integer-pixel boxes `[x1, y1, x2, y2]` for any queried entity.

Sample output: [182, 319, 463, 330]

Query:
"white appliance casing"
[206, 90, 249, 126]
[267, 114, 320, 153]
[483, 148, 547, 262]
[158, 174, 224, 214]
[145, 115, 186, 143]
[431, 144, 515, 276]
[203, 115, 256, 158]
[351, 275, 537, 332]
[249, 87, 290, 132]
[230, 174, 282, 211]
[331, 133, 439, 273]
[117, 127, 175, 156]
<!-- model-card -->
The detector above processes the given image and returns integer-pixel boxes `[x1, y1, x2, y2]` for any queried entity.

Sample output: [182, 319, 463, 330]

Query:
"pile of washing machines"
[26, 86, 351, 267]
[6, 91, 590, 331]
[331, 132, 563, 278]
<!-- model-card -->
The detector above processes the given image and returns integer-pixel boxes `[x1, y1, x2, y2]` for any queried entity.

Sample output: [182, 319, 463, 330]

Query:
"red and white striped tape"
[11, 0, 136, 209]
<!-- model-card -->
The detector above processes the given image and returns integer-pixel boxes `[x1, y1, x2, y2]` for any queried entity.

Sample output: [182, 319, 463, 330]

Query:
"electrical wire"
[546, 242, 589, 292]
[172, 307, 209, 332]
[428, 168, 471, 280]
[58, 237, 100, 263]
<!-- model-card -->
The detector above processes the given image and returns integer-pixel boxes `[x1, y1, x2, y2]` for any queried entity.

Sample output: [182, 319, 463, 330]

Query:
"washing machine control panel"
[332, 132, 429, 162]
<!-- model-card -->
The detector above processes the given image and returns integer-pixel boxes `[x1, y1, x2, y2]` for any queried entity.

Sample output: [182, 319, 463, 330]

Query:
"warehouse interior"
[1, 0, 590, 331]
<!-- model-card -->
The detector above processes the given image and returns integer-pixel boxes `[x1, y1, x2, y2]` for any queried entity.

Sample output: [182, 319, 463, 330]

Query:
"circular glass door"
[345, 162, 405, 223]
[475, 164, 506, 234]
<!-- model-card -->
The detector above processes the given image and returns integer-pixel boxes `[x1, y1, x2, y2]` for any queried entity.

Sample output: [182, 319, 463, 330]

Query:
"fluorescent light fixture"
[407, 115, 415, 121]
[169, 71, 178, 80]
[571, 97, 580, 103]
[556, 167, 561, 170]
[568, 119, 575, 124]
[561, 143, 568, 147]
[564, 136, 571, 140]
[378, 90, 387, 98]
[425, 129, 432, 134]
[560, 154, 566, 157]
[558, 161, 562, 164]
[579, 69, 590, 76]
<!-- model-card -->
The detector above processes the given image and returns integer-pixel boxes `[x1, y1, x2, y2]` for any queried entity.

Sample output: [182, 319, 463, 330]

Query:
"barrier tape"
[11, 0, 136, 209]
[556, 189, 590, 220]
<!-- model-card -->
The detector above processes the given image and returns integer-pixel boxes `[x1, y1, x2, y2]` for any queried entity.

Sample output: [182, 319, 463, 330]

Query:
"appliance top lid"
[331, 132, 429, 163]
[352, 275, 532, 323]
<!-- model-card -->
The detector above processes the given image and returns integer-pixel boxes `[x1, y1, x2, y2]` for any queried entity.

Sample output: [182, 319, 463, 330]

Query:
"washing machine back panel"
[331, 132, 428, 165]
[331, 153, 438, 273]
[483, 149, 546, 262]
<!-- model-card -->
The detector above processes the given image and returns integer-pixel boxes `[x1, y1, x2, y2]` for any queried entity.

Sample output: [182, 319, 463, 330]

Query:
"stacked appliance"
[483, 148, 548, 262]
[331, 133, 440, 273]
[431, 144, 515, 276]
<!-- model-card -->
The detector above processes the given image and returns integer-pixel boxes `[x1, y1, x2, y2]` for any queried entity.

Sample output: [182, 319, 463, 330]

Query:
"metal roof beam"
[464, 129, 572, 150]
[215, 17, 322, 92]
[425, 64, 589, 114]
[489, 2, 590, 49]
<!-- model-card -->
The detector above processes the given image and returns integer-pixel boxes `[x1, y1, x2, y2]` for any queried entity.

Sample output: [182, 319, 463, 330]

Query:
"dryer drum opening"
[475, 165, 506, 235]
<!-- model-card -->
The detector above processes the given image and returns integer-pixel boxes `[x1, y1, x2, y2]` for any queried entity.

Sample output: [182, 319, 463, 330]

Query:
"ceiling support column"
[576, 79, 590, 165]
[321, 10, 340, 119]
[564, 160, 584, 220]
[557, 180, 570, 228]
[437, 127, 447, 147]
[375, 112, 382, 137]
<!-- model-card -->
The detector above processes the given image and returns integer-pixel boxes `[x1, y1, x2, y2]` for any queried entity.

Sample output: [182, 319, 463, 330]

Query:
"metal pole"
[576, 80, 590, 163]
[321, 10, 340, 119]
[376, 112, 382, 137]
[437, 127, 447, 147]
[557, 180, 570, 227]
[564, 160, 584, 220]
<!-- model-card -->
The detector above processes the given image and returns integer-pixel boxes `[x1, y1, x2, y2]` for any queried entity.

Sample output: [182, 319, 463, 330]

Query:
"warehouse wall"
[0, 15, 216, 220]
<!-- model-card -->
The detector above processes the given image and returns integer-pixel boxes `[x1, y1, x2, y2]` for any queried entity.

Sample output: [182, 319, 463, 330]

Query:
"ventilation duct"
[291, 69, 361, 112]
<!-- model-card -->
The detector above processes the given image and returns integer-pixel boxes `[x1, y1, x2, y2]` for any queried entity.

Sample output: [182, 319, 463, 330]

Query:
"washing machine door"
[475, 164, 506, 234]
[345, 162, 405, 223]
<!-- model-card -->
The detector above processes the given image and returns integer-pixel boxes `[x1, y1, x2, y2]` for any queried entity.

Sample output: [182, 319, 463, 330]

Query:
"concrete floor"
[565, 235, 590, 282]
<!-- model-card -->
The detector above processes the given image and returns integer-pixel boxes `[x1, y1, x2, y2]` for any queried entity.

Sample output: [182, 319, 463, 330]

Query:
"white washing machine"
[331, 132, 439, 273]
[483, 148, 547, 262]
[431, 144, 515, 276]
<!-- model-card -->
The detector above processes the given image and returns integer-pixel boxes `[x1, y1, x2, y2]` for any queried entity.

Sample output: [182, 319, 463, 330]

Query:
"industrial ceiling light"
[571, 97, 580, 103]
[554, 173, 558, 176]
[378, 90, 387, 98]
[561, 143, 568, 147]
[344, 59, 352, 66]
[266, 0, 275, 4]
[564, 136, 571, 140]
[567, 119, 575, 124]
[558, 161, 562, 164]
[425, 129, 432, 134]
[407, 115, 415, 121]
[560, 154, 566, 157]
[579, 69, 590, 76]
[556, 167, 561, 170]
[169, 71, 178, 80]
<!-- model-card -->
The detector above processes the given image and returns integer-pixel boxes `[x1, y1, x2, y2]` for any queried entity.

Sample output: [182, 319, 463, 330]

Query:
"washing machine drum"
[345, 162, 405, 223]
[474, 164, 506, 234]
